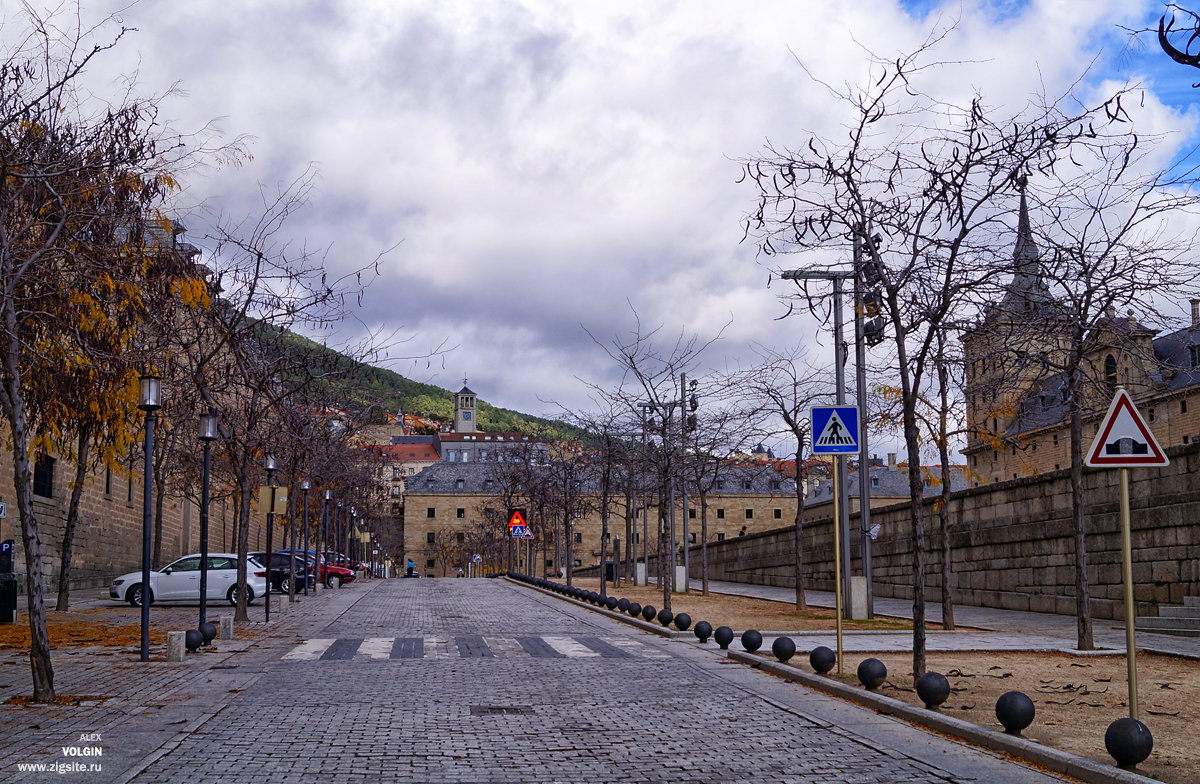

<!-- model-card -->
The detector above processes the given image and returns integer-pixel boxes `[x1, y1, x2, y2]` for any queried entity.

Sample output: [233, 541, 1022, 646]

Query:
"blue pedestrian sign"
[811, 406, 860, 454]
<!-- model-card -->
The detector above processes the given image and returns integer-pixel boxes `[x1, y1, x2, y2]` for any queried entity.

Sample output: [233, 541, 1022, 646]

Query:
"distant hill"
[284, 334, 587, 442]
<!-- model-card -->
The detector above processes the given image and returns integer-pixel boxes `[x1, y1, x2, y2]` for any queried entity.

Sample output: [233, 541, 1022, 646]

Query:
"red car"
[281, 550, 355, 589]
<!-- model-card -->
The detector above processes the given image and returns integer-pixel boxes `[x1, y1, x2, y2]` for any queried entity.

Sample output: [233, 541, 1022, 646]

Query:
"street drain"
[470, 705, 533, 716]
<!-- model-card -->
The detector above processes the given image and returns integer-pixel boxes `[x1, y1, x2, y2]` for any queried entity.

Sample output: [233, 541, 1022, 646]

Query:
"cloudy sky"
[9, 0, 1200, 455]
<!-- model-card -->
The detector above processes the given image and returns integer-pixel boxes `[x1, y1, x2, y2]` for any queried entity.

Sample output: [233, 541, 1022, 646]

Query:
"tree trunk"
[1069, 371, 1094, 650]
[235, 480, 253, 623]
[153, 472, 167, 569]
[56, 427, 91, 611]
[700, 493, 709, 596]
[0, 337, 54, 700]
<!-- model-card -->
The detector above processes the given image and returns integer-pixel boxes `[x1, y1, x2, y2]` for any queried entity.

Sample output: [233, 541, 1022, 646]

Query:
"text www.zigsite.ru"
[16, 761, 101, 774]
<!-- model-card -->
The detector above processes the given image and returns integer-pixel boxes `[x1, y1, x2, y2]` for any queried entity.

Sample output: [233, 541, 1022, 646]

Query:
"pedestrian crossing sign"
[811, 406, 860, 454]
[508, 508, 528, 538]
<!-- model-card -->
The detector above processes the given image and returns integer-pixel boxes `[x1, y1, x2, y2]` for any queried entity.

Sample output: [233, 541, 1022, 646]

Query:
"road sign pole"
[1120, 467, 1139, 720]
[832, 459, 844, 675]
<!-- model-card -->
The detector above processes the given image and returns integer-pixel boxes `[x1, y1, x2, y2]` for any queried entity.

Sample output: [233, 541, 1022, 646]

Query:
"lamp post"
[264, 454, 277, 622]
[137, 374, 161, 662]
[198, 411, 219, 635]
[300, 479, 311, 595]
[336, 501, 344, 572]
[322, 489, 332, 588]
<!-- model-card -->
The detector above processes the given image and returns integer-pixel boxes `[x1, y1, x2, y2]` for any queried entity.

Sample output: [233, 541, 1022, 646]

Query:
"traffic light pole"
[852, 238, 875, 618]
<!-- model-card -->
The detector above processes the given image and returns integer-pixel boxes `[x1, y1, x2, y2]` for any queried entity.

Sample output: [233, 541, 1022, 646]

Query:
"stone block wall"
[683, 442, 1200, 620]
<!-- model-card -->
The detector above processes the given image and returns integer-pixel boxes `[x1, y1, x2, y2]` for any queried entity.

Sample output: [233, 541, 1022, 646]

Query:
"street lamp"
[198, 411, 219, 639]
[322, 489, 332, 588]
[264, 454, 277, 622]
[300, 479, 311, 595]
[137, 374, 161, 662]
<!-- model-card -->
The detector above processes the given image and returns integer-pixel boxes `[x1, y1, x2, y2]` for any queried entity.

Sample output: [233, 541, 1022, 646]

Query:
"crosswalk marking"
[280, 635, 672, 662]
[359, 637, 394, 659]
[282, 638, 336, 661]
[542, 636, 600, 658]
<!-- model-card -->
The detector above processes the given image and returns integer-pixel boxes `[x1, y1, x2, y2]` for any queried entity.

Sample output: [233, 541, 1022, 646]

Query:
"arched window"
[1105, 354, 1118, 396]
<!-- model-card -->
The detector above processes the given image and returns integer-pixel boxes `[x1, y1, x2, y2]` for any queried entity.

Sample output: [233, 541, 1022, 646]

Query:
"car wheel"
[327, 574, 343, 589]
[126, 584, 153, 607]
[279, 578, 291, 595]
[227, 585, 254, 606]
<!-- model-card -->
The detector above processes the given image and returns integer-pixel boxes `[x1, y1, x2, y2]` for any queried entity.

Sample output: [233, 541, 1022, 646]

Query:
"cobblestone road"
[111, 578, 1071, 784]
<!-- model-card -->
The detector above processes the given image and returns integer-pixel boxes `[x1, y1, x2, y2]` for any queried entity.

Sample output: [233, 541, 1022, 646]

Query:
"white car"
[110, 553, 267, 607]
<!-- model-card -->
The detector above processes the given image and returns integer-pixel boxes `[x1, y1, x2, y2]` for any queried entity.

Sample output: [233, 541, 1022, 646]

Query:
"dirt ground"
[592, 582, 1195, 782]
[596, 584, 923, 632]
[815, 650, 1199, 784]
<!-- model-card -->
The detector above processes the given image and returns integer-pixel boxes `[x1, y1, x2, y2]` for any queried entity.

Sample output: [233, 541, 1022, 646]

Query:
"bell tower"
[454, 379, 478, 434]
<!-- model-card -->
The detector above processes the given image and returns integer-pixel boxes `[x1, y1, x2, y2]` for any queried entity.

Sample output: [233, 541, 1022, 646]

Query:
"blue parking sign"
[811, 406, 860, 454]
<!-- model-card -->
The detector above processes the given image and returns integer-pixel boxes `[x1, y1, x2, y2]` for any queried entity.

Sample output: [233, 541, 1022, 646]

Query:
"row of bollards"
[508, 572, 1152, 770]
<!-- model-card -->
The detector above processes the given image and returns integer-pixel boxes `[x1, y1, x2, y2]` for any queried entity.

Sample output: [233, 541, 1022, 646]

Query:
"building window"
[1053, 434, 1059, 446]
[1055, 464, 1061, 471]
[391, 503, 401, 515]
[1149, 408, 1156, 423]
[774, 509, 782, 519]
[1183, 399, 1189, 414]
[426, 508, 435, 518]
[426, 559, 435, 569]
[993, 451, 998, 461]
[1105, 354, 1117, 397]
[455, 479, 465, 489]
[456, 508, 465, 518]
[104, 467, 112, 497]
[427, 531, 436, 544]
[690, 532, 697, 543]
[716, 509, 725, 519]
[1191, 345, 1200, 367]
[456, 532, 465, 543]
[742, 480, 752, 490]
[770, 480, 781, 491]
[392, 467, 401, 480]
[716, 480, 724, 490]
[33, 453, 54, 498]
[391, 486, 401, 497]
[545, 559, 553, 568]
[447, 451, 458, 462]
[573, 559, 582, 567]
[689, 508, 696, 519]
[1185, 435, 1191, 445]
[745, 509, 753, 519]
[573, 532, 582, 544]
[409, 467, 416, 476]
[717, 532, 726, 541]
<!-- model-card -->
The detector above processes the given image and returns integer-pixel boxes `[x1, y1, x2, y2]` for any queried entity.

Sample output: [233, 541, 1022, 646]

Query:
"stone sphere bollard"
[605, 596, 618, 611]
[627, 602, 642, 618]
[857, 658, 887, 690]
[617, 598, 630, 613]
[185, 629, 204, 653]
[809, 646, 836, 674]
[995, 691, 1035, 735]
[673, 612, 692, 632]
[714, 625, 734, 650]
[1104, 717, 1153, 769]
[694, 621, 713, 643]
[657, 609, 674, 627]
[740, 629, 763, 653]
[916, 671, 951, 710]
[199, 621, 217, 645]
[771, 636, 796, 663]
[641, 604, 657, 622]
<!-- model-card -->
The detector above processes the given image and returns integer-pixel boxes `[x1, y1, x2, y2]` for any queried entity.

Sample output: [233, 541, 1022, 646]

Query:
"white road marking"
[542, 636, 600, 657]
[282, 638, 336, 661]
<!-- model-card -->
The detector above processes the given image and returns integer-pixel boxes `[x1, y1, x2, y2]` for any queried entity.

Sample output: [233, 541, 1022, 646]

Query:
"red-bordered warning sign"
[1085, 389, 1168, 468]
[507, 508, 527, 530]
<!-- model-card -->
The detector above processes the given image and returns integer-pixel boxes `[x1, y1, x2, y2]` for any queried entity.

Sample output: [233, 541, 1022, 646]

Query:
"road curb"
[727, 650, 1157, 784]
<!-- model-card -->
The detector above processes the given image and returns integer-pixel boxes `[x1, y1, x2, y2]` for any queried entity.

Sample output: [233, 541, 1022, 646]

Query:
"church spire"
[1000, 177, 1052, 316]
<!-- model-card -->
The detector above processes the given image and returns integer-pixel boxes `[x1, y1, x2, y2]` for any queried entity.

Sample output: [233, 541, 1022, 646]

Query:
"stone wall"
[675, 442, 1200, 620]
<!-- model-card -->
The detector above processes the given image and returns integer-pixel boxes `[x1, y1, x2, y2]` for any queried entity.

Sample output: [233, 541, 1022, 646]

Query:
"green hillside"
[285, 334, 586, 441]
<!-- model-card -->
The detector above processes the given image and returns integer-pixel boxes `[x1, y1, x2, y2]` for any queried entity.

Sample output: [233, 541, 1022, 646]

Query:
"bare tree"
[742, 32, 1158, 674]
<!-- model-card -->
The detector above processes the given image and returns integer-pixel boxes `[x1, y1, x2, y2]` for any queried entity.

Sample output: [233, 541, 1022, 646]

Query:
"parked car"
[249, 551, 315, 594]
[281, 550, 355, 588]
[110, 553, 266, 607]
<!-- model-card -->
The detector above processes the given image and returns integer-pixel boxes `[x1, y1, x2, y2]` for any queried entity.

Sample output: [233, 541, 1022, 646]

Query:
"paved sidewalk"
[677, 578, 1200, 658]
[0, 579, 382, 783]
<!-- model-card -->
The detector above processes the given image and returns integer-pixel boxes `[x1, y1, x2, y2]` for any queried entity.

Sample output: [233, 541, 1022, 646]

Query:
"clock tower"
[454, 382, 478, 434]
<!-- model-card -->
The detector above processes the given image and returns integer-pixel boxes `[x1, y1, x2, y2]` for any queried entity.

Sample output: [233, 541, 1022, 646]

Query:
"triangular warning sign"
[507, 509, 527, 529]
[1085, 390, 1168, 468]
[815, 410, 857, 449]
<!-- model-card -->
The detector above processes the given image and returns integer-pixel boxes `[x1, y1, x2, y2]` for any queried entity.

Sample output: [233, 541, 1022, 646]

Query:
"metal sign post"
[811, 404, 859, 676]
[1084, 388, 1168, 721]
